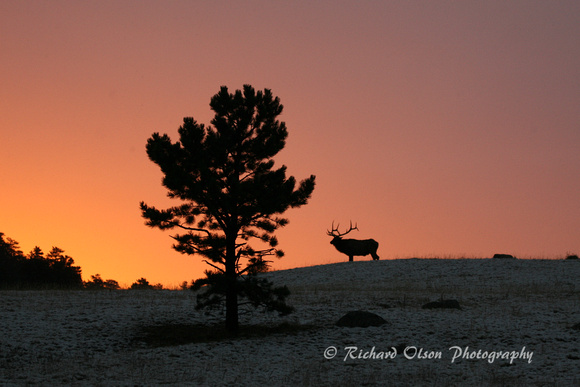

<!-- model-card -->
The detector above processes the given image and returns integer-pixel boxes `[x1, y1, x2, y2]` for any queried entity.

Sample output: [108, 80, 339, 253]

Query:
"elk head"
[327, 221, 358, 246]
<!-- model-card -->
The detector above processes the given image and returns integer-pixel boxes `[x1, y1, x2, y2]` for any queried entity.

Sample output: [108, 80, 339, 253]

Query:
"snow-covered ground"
[1, 259, 579, 386]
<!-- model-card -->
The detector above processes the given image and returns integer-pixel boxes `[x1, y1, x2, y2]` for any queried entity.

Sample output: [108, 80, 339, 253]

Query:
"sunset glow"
[2, 1, 579, 286]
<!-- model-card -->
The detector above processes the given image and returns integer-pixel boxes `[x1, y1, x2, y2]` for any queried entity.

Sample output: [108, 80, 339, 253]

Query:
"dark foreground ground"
[1, 259, 579, 386]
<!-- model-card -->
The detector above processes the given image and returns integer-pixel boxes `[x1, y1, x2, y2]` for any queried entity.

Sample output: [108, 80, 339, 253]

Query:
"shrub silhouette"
[130, 277, 163, 290]
[84, 274, 120, 290]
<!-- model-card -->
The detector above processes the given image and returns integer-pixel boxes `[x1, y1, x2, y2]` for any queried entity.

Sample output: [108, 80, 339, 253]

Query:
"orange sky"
[2, 1, 579, 286]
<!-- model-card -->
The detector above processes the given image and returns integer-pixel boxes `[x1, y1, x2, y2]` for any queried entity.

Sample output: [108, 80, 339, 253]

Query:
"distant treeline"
[0, 232, 83, 289]
[1, 232, 165, 290]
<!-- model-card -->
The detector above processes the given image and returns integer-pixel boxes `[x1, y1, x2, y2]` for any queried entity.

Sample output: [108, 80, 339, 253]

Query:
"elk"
[327, 221, 379, 262]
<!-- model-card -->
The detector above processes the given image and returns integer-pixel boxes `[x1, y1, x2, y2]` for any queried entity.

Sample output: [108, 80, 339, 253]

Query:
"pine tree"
[141, 85, 315, 332]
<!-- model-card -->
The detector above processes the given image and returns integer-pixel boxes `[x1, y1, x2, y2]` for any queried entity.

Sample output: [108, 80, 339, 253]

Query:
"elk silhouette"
[327, 221, 379, 262]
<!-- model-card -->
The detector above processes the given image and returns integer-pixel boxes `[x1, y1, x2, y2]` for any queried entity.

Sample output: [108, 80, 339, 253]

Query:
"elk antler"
[327, 221, 359, 237]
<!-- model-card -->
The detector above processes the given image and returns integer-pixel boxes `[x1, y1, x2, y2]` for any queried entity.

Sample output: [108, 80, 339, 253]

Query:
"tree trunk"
[225, 153, 241, 333]
[225, 231, 239, 333]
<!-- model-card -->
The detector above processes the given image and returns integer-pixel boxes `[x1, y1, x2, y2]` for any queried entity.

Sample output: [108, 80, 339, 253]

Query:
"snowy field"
[1, 259, 579, 386]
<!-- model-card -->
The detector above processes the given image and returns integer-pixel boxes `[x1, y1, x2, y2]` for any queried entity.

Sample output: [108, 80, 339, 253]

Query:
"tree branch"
[203, 260, 225, 273]
[174, 222, 213, 237]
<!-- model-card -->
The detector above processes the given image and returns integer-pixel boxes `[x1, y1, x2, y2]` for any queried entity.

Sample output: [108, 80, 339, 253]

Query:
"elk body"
[327, 222, 379, 262]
